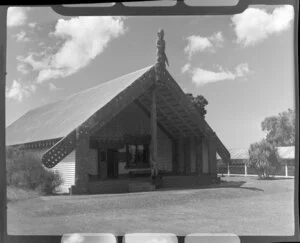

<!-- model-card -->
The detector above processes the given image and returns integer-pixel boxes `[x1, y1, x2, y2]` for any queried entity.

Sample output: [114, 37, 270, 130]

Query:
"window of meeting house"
[126, 144, 150, 168]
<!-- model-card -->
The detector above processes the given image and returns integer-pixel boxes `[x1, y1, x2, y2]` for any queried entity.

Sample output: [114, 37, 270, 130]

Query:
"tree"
[6, 147, 63, 194]
[247, 139, 281, 179]
[186, 93, 208, 118]
[261, 109, 295, 146]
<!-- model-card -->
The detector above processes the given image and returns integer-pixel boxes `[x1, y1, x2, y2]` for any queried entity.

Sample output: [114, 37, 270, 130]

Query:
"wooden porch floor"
[87, 174, 220, 194]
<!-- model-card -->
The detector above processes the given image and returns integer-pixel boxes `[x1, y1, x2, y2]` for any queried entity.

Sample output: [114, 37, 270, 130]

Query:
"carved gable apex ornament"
[155, 29, 169, 83]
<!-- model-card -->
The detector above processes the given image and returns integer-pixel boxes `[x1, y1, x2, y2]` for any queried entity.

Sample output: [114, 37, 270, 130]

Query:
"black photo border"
[0, 1, 299, 243]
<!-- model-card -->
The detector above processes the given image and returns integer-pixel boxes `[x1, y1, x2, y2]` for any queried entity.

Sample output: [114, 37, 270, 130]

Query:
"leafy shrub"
[7, 186, 39, 203]
[6, 148, 63, 195]
[247, 139, 281, 179]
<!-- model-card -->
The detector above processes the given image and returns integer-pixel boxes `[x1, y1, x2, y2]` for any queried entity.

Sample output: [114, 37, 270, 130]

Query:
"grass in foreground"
[7, 176, 295, 235]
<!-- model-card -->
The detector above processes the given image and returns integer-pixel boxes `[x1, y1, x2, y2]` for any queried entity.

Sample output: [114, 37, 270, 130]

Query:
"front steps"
[128, 181, 155, 192]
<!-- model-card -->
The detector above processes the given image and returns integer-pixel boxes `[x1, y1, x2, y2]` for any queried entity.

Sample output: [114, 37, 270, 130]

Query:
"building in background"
[217, 146, 295, 177]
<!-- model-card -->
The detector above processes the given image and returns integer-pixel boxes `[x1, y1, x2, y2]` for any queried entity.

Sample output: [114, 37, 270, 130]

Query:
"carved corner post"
[71, 126, 90, 194]
[208, 132, 217, 176]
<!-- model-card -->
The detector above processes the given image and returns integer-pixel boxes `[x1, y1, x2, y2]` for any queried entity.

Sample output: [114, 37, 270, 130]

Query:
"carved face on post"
[157, 29, 164, 40]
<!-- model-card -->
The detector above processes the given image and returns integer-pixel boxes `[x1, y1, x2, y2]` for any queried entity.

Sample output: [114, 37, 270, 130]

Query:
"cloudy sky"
[5, 5, 295, 149]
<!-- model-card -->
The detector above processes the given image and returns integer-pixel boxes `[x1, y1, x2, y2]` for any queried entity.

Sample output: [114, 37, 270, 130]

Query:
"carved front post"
[150, 85, 158, 177]
[150, 28, 169, 180]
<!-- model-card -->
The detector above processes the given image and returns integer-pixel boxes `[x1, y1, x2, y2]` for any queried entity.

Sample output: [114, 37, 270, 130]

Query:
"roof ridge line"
[64, 65, 153, 100]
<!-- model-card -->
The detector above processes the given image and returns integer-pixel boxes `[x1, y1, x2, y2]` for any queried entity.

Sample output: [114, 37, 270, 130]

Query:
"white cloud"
[18, 16, 125, 83]
[181, 63, 191, 74]
[235, 63, 250, 77]
[210, 31, 224, 45]
[48, 82, 62, 91]
[189, 63, 251, 86]
[184, 31, 224, 59]
[231, 5, 294, 46]
[7, 7, 30, 27]
[13, 31, 30, 42]
[191, 68, 235, 86]
[17, 63, 29, 74]
[6, 80, 36, 102]
[17, 53, 49, 71]
[28, 22, 37, 28]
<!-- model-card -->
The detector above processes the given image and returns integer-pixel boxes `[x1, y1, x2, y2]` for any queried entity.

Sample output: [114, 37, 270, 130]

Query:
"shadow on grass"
[159, 180, 264, 192]
[256, 177, 294, 181]
[215, 180, 264, 192]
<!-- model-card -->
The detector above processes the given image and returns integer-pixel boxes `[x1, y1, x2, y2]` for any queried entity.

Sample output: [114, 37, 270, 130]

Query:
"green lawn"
[7, 176, 295, 236]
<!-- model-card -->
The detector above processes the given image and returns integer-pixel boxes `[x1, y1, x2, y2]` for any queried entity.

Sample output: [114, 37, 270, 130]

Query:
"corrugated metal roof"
[6, 66, 152, 146]
[277, 146, 295, 159]
[229, 148, 249, 159]
[217, 148, 248, 160]
[217, 146, 295, 160]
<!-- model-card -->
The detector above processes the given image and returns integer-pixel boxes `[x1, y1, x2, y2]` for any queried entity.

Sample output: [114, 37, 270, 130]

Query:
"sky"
[5, 4, 295, 150]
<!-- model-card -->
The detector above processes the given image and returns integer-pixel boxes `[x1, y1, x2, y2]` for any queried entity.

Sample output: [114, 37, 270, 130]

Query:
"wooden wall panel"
[184, 138, 191, 174]
[190, 137, 196, 173]
[208, 137, 217, 175]
[202, 138, 209, 174]
[195, 137, 203, 175]
[177, 138, 184, 173]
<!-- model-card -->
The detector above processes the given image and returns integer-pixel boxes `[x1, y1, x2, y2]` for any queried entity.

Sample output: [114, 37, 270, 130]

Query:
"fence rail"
[217, 164, 295, 177]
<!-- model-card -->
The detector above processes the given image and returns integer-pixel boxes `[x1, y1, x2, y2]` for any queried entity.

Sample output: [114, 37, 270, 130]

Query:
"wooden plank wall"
[51, 150, 76, 194]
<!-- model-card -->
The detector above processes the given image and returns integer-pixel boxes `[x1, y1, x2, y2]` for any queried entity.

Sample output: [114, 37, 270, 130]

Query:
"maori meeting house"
[6, 30, 230, 194]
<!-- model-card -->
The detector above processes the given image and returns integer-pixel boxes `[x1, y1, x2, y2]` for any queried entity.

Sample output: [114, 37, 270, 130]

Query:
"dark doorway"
[107, 149, 118, 178]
